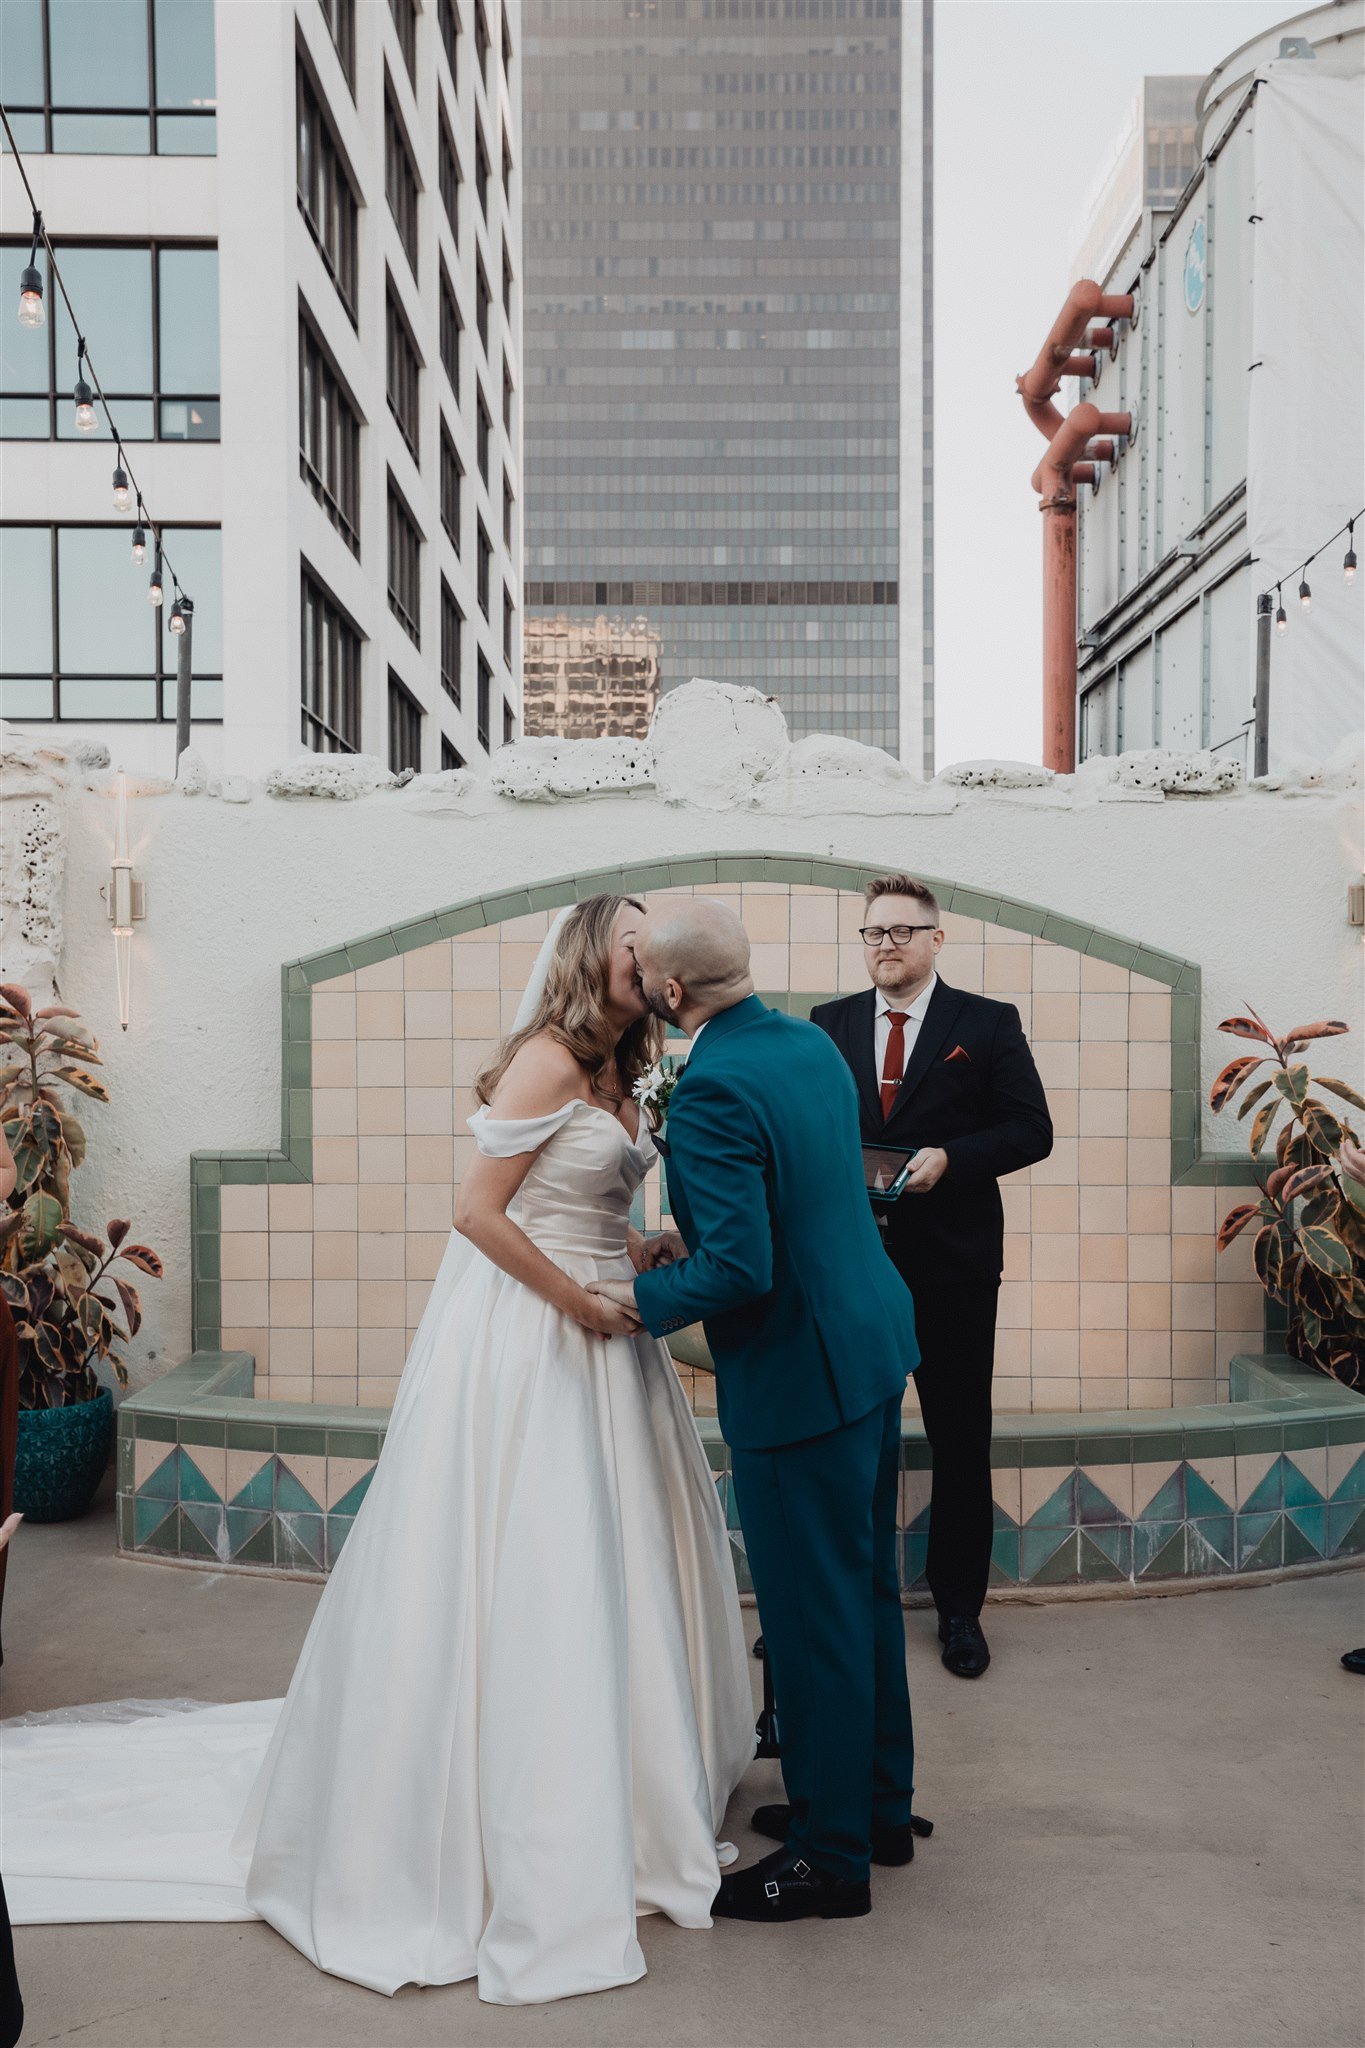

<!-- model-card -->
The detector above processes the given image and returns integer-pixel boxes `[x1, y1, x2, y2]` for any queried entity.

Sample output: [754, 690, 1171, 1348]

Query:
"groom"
[591, 900, 922, 1924]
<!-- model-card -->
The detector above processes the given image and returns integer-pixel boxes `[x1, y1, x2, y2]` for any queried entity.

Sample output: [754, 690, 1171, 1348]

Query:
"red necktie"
[880, 1011, 909, 1119]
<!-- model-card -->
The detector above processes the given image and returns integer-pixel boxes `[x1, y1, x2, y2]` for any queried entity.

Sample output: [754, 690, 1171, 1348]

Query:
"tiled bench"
[117, 1351, 1365, 1591]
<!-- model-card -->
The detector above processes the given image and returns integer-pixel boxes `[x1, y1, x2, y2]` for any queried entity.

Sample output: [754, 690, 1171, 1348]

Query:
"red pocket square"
[945, 1044, 971, 1064]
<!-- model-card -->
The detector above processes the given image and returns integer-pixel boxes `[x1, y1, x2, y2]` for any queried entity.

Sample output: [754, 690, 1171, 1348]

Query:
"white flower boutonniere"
[632, 1054, 684, 1128]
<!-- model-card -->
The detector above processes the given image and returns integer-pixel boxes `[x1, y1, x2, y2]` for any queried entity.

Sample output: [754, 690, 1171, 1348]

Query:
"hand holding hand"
[639, 1229, 686, 1270]
[579, 1279, 643, 1337]
[905, 1145, 949, 1194]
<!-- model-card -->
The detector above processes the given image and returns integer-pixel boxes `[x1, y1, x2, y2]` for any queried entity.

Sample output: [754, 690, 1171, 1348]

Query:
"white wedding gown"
[2, 1101, 755, 2005]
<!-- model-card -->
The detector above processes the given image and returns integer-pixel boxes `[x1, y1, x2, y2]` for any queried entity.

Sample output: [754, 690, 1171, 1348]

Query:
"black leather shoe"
[939, 1613, 991, 1678]
[751, 1803, 932, 1867]
[712, 1844, 870, 1922]
[1342, 1648, 1365, 1674]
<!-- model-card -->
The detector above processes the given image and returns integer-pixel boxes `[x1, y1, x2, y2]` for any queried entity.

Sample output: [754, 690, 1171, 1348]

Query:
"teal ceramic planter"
[14, 1389, 114, 1522]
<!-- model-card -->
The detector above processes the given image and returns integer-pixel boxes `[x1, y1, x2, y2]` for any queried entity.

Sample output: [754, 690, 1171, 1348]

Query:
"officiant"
[812, 874, 1053, 1680]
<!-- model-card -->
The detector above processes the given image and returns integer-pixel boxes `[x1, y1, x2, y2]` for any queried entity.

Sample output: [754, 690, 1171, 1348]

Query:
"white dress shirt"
[874, 973, 938, 1098]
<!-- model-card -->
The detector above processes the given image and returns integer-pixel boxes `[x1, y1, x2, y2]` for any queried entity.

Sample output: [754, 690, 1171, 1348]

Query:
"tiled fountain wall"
[194, 859, 1265, 1419]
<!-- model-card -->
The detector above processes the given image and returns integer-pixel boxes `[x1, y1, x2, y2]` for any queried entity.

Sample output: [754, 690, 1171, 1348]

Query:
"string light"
[1275, 588, 1287, 635]
[112, 456, 131, 514]
[148, 548, 164, 608]
[1257, 508, 1364, 632]
[73, 340, 97, 433]
[1298, 576, 1312, 614]
[1345, 522, 1357, 586]
[17, 211, 44, 330]
[168, 592, 187, 635]
[130, 498, 147, 564]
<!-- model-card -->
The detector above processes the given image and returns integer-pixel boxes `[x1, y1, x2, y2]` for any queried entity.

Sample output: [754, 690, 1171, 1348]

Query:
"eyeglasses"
[859, 925, 939, 946]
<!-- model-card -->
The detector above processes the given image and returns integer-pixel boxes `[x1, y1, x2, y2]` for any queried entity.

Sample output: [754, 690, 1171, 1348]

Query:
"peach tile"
[1079, 1138, 1127, 1185]
[357, 1088, 405, 1136]
[311, 1040, 357, 1088]
[268, 1277, 313, 1328]
[1081, 1379, 1124, 1411]
[1217, 1227, 1258, 1282]
[1032, 1235, 1079, 1282]
[1079, 1186, 1127, 1233]
[1080, 993, 1128, 1042]
[406, 1088, 455, 1135]
[935, 947, 983, 992]
[1033, 1375, 1082, 1410]
[454, 990, 501, 1037]
[1079, 1281, 1126, 1330]
[312, 1278, 358, 1328]
[269, 1328, 313, 1372]
[221, 1279, 269, 1325]
[1128, 1187, 1171, 1233]
[312, 969, 355, 994]
[789, 944, 839, 989]
[220, 1184, 268, 1232]
[408, 1135, 456, 1183]
[1032, 1186, 1079, 1233]
[1080, 1329, 1127, 1375]
[221, 1232, 269, 1280]
[1031, 1328, 1079, 1372]
[1002, 1234, 1031, 1281]
[407, 1279, 436, 1322]
[1172, 1377, 1216, 1408]
[499, 941, 546, 986]
[311, 992, 356, 1040]
[1128, 1282, 1171, 1330]
[1032, 944, 1080, 993]
[452, 941, 500, 991]
[748, 943, 789, 986]
[1080, 955, 1130, 994]
[991, 1468, 1022, 1525]
[1127, 1381, 1176, 1410]
[995, 1327, 1031, 1371]
[268, 1184, 314, 1232]
[1128, 1041, 1171, 1089]
[404, 941, 454, 989]
[938, 911, 981, 946]
[451, 1038, 492, 1086]
[350, 1185, 401, 1233]
[1021, 1465, 1073, 1521]
[1216, 1282, 1265, 1331]
[1031, 1138, 1080, 1186]
[1127, 1138, 1171, 1186]
[993, 1378, 1033, 1413]
[325, 1455, 375, 1509]
[500, 910, 550, 940]
[277, 1450, 328, 1506]
[220, 1328, 267, 1367]
[270, 1232, 313, 1280]
[358, 1135, 406, 1184]
[1171, 1186, 1216, 1232]
[988, 922, 1032, 946]
[1033, 1041, 1080, 1091]
[1079, 1040, 1127, 1088]
[452, 1134, 477, 1176]
[314, 1326, 358, 1373]
[405, 991, 454, 1039]
[359, 1280, 406, 1328]
[313, 1089, 358, 1137]
[356, 991, 404, 1040]
[1032, 993, 1080, 1040]
[740, 896, 790, 943]
[1172, 1234, 1215, 1282]
[313, 1184, 358, 1230]
[355, 957, 403, 991]
[1326, 1441, 1364, 1495]
[407, 1184, 455, 1231]
[996, 1281, 1032, 1329]
[358, 1233, 406, 1280]
[1002, 1186, 1032, 1233]
[1048, 1090, 1080, 1138]
[358, 1380, 400, 1409]
[791, 895, 839, 942]
[1093, 1463, 1135, 1517]
[1129, 992, 1172, 1040]
[407, 1232, 450, 1280]
[983, 948, 1030, 995]
[1080, 1235, 1127, 1282]
[313, 1137, 358, 1184]
[1129, 1091, 1172, 1138]
[225, 1447, 272, 1501]
[1172, 1283, 1216, 1331]
[1080, 1090, 1128, 1138]
[1173, 1330, 1214, 1375]
[1032, 1282, 1079, 1329]
[356, 1040, 405, 1088]
[1128, 1329, 1171, 1373]
[314, 1376, 359, 1408]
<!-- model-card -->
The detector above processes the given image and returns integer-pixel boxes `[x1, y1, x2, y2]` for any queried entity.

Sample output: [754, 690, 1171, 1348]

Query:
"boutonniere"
[633, 1053, 684, 1129]
[945, 1044, 971, 1065]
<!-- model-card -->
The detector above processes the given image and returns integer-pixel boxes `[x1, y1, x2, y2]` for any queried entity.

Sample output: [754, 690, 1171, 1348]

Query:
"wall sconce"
[105, 771, 146, 1030]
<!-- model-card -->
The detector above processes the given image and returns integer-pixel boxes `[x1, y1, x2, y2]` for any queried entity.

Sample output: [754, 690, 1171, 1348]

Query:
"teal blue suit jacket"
[634, 995, 919, 1451]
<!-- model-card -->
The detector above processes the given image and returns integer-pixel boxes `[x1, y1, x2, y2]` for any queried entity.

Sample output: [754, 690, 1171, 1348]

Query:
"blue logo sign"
[1183, 218, 1206, 315]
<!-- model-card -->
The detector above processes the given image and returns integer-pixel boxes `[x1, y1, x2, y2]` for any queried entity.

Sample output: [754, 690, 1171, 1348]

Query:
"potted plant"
[1211, 1009, 1365, 1391]
[0, 985, 162, 1521]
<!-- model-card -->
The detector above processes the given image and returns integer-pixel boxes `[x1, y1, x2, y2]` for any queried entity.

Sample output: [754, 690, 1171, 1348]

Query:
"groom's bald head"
[633, 899, 754, 1028]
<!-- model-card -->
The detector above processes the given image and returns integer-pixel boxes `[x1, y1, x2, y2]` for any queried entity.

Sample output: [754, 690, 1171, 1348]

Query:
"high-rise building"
[0, 0, 522, 779]
[522, 610, 660, 737]
[521, 0, 933, 767]
[1069, 76, 1202, 290]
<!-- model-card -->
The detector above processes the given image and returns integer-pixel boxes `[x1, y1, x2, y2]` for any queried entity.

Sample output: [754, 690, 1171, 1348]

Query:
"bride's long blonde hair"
[473, 894, 663, 1112]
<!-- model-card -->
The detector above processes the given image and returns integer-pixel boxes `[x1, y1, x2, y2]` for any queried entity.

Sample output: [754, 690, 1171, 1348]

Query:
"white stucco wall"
[2, 686, 1361, 1390]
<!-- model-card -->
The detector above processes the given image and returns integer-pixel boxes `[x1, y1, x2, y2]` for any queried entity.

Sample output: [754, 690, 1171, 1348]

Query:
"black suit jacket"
[810, 979, 1053, 1282]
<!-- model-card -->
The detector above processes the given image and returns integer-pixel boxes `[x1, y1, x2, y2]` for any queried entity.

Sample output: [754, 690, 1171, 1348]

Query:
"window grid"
[476, 388, 491, 485]
[502, 357, 514, 434]
[477, 651, 491, 751]
[476, 519, 492, 619]
[387, 481, 422, 646]
[474, 0, 490, 83]
[388, 669, 422, 773]
[440, 425, 463, 552]
[503, 473, 514, 551]
[439, 263, 461, 401]
[385, 285, 422, 462]
[388, 0, 417, 85]
[296, 58, 359, 323]
[0, 0, 217, 157]
[384, 86, 420, 280]
[318, 0, 356, 90]
[503, 699, 516, 745]
[502, 242, 513, 318]
[437, 0, 459, 88]
[438, 113, 461, 245]
[475, 256, 491, 354]
[299, 310, 361, 554]
[474, 118, 490, 218]
[441, 579, 462, 705]
[441, 735, 464, 771]
[301, 563, 361, 753]
[503, 586, 515, 667]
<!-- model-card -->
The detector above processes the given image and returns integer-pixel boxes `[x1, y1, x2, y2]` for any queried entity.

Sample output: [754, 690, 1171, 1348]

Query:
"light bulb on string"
[1345, 523, 1357, 586]
[17, 213, 44, 329]
[112, 459, 131, 514]
[1298, 576, 1312, 614]
[148, 549, 164, 607]
[1275, 588, 1287, 635]
[73, 341, 96, 434]
[131, 525, 147, 566]
[168, 596, 185, 635]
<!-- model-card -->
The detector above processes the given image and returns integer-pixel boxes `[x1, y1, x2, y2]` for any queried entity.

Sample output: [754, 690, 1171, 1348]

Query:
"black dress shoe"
[939, 1613, 991, 1678]
[751, 1803, 932, 1867]
[713, 1844, 870, 1922]
[1342, 1648, 1365, 1674]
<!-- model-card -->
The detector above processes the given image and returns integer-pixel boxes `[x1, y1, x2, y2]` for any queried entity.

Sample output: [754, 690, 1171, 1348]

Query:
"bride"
[3, 894, 755, 2007]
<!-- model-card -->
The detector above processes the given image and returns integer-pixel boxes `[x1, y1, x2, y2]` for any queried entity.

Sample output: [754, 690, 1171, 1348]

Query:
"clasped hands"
[577, 1230, 685, 1338]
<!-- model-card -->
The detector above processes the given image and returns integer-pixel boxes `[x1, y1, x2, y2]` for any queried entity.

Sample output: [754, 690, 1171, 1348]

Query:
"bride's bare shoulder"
[487, 1034, 586, 1119]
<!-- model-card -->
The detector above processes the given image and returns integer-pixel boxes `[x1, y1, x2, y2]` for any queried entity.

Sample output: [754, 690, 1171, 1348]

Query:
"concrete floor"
[3, 1477, 1363, 2048]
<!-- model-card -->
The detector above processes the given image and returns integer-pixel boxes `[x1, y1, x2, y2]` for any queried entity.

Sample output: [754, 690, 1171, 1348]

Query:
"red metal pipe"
[1017, 281, 1135, 772]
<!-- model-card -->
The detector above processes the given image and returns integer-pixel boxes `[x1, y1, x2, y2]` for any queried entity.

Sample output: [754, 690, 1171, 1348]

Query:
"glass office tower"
[522, 0, 933, 764]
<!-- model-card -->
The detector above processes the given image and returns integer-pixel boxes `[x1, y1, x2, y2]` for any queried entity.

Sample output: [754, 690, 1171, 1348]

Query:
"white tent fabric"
[1247, 68, 1365, 768]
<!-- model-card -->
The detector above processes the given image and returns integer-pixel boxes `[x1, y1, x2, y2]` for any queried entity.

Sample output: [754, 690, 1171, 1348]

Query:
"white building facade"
[1070, 5, 1363, 773]
[0, 0, 522, 780]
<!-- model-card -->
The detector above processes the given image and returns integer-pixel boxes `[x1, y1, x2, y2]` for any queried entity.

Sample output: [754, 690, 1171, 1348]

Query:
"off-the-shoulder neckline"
[472, 1099, 648, 1152]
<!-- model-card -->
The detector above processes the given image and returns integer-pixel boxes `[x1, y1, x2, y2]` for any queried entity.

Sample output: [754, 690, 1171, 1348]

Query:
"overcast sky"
[933, 0, 1290, 767]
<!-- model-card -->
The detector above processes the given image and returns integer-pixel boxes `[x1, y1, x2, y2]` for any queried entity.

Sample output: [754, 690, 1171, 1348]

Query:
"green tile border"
[190, 853, 1252, 1349]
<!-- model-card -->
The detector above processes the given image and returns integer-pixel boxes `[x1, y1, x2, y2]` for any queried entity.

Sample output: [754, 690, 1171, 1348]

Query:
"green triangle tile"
[1089, 1523, 1132, 1576]
[275, 1463, 321, 1515]
[1328, 1504, 1365, 1557]
[179, 1453, 222, 1505]
[1032, 1531, 1082, 1585]
[276, 1512, 323, 1570]
[184, 1502, 226, 1558]
[989, 1530, 1019, 1582]
[1241, 1456, 1284, 1517]
[1134, 1519, 1181, 1575]
[1138, 1526, 1187, 1579]
[1184, 1466, 1233, 1521]
[1330, 1452, 1364, 1504]
[901, 1533, 928, 1587]
[332, 1470, 373, 1519]
[1136, 1470, 1185, 1524]
[227, 1506, 271, 1557]
[230, 1459, 276, 1510]
[138, 1451, 181, 1503]
[325, 1514, 354, 1568]
[1187, 1518, 1234, 1572]
[1077, 1531, 1125, 1582]
[134, 1495, 176, 1547]
[1075, 1472, 1123, 1526]
[1243, 1516, 1284, 1572]
[1286, 1504, 1327, 1556]
[991, 1502, 1018, 1532]
[1021, 1526, 1073, 1582]
[1280, 1516, 1321, 1566]
[1281, 1461, 1325, 1511]
[233, 1519, 276, 1566]
[1235, 1510, 1279, 1568]
[177, 1506, 216, 1559]
[1023, 1477, 1075, 1531]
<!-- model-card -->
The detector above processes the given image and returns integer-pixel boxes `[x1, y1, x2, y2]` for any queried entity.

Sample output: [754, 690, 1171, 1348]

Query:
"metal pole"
[174, 601, 194, 770]
[1253, 591, 1271, 778]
